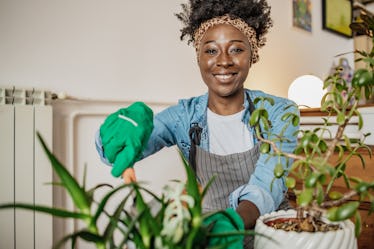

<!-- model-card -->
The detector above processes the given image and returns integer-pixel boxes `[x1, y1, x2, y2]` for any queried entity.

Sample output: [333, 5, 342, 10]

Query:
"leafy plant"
[0, 132, 253, 249]
[250, 10, 374, 235]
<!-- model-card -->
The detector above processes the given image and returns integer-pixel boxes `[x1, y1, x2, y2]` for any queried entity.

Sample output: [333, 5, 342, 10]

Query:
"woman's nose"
[216, 52, 233, 67]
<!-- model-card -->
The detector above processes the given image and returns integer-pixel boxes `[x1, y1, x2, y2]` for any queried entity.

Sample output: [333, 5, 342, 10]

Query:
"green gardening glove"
[100, 102, 154, 177]
[203, 208, 244, 249]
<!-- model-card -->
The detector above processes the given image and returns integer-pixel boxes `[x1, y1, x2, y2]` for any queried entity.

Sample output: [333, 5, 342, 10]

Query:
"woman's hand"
[99, 102, 154, 177]
[122, 167, 137, 184]
[236, 200, 260, 229]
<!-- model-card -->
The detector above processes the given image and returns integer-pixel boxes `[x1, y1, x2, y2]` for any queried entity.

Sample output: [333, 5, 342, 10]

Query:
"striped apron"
[195, 144, 260, 249]
[188, 95, 289, 249]
[195, 144, 260, 213]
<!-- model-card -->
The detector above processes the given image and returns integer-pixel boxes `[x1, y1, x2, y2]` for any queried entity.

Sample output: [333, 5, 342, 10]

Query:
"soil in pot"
[265, 216, 341, 233]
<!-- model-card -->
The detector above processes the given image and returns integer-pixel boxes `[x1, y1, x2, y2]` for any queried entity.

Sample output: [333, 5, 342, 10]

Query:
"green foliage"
[0, 133, 252, 249]
[250, 9, 374, 236]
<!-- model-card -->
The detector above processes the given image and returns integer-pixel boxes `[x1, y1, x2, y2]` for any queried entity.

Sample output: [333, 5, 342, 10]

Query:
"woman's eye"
[230, 47, 244, 54]
[204, 48, 217, 55]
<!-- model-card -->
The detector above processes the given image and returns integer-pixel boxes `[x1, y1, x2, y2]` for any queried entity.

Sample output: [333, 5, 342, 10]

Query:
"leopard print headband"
[193, 14, 266, 64]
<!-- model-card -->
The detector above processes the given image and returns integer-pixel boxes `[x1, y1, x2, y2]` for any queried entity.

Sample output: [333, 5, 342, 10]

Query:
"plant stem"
[257, 135, 305, 161]
[321, 190, 358, 208]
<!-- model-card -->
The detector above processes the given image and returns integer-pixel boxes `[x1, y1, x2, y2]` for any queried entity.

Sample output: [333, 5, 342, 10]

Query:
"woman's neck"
[208, 91, 245, 115]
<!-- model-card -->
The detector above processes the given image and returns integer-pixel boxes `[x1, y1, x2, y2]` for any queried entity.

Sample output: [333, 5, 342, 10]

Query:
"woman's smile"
[214, 72, 238, 83]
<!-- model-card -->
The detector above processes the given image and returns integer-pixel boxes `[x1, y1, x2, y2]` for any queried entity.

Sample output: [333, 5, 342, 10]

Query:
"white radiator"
[0, 87, 53, 249]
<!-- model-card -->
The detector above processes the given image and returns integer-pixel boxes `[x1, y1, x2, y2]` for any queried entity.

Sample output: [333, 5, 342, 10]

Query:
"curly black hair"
[175, 0, 273, 45]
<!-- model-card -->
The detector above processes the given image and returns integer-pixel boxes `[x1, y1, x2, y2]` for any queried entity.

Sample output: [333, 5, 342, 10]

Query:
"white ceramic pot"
[254, 209, 357, 249]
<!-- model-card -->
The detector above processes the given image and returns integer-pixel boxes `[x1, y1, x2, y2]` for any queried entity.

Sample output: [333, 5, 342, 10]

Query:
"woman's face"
[198, 24, 252, 99]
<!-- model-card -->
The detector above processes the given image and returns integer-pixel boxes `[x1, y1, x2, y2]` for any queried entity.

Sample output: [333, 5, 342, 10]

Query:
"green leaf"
[285, 177, 296, 189]
[37, 132, 90, 215]
[103, 195, 129, 241]
[336, 112, 346, 125]
[355, 182, 370, 193]
[281, 112, 292, 121]
[0, 203, 89, 219]
[267, 97, 275, 105]
[328, 191, 343, 200]
[260, 115, 270, 131]
[249, 109, 261, 126]
[343, 135, 352, 150]
[300, 133, 311, 148]
[329, 202, 360, 221]
[326, 207, 338, 221]
[179, 151, 202, 212]
[336, 144, 345, 160]
[201, 175, 216, 200]
[93, 184, 133, 223]
[305, 172, 321, 188]
[253, 97, 262, 105]
[133, 187, 153, 248]
[355, 110, 364, 130]
[260, 143, 270, 154]
[356, 153, 366, 169]
[316, 183, 324, 205]
[117, 211, 144, 249]
[292, 115, 300, 127]
[297, 188, 313, 207]
[336, 163, 347, 178]
[369, 197, 374, 215]
[86, 183, 113, 204]
[334, 92, 344, 106]
[343, 173, 351, 189]
[354, 211, 362, 237]
[318, 140, 328, 153]
[274, 163, 284, 178]
[52, 230, 104, 249]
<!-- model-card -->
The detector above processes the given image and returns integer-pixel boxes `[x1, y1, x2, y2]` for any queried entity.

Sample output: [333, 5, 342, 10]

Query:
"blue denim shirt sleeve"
[95, 129, 112, 166]
[229, 98, 299, 215]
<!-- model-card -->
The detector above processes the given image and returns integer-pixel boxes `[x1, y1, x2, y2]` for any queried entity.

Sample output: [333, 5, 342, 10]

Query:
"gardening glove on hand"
[100, 102, 154, 177]
[203, 208, 244, 249]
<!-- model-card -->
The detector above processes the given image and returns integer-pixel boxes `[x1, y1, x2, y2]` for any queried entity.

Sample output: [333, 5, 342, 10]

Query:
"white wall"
[0, 0, 355, 102]
[247, 0, 354, 97]
[0, 0, 203, 103]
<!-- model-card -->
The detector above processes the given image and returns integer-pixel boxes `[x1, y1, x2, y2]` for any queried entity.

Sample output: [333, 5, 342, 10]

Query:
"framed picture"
[322, 0, 353, 38]
[293, 0, 312, 32]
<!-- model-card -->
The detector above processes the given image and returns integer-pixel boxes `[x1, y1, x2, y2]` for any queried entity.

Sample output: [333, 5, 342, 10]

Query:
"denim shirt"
[95, 88, 299, 215]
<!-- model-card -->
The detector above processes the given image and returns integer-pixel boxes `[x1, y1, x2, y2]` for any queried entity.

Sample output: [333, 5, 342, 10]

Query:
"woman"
[96, 0, 299, 247]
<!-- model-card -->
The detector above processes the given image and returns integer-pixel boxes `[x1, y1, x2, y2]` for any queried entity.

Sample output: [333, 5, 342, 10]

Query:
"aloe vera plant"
[250, 10, 374, 235]
[0, 132, 253, 249]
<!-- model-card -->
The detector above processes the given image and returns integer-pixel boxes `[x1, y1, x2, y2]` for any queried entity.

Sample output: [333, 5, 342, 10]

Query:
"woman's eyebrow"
[203, 39, 246, 45]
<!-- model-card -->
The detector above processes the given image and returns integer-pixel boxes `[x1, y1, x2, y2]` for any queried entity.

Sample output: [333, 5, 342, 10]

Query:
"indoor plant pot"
[254, 209, 357, 249]
[250, 9, 374, 249]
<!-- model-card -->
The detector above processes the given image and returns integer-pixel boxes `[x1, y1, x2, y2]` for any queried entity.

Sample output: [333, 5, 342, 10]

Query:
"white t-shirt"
[207, 108, 254, 155]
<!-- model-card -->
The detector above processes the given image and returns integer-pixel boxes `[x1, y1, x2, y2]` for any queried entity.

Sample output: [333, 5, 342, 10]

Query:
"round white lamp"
[288, 75, 324, 108]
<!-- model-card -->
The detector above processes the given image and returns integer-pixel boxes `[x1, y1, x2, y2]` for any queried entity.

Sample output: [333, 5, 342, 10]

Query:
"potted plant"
[252, 10, 374, 249]
[0, 132, 253, 249]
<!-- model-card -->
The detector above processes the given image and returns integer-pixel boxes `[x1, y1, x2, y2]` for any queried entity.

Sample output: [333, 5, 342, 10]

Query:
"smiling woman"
[95, 1, 299, 249]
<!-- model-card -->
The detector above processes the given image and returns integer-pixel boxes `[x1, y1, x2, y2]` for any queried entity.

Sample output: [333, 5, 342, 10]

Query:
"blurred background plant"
[350, 8, 374, 103]
[0, 133, 251, 249]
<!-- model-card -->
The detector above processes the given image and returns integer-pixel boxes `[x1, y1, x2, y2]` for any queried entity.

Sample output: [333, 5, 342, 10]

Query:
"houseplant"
[252, 10, 374, 249]
[0, 132, 254, 249]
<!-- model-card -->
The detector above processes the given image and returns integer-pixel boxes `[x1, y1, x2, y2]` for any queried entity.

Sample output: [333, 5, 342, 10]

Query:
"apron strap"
[246, 92, 256, 114]
[189, 122, 202, 172]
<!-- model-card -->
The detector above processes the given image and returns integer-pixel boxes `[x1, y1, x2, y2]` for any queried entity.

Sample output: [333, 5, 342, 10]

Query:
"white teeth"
[216, 74, 233, 80]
